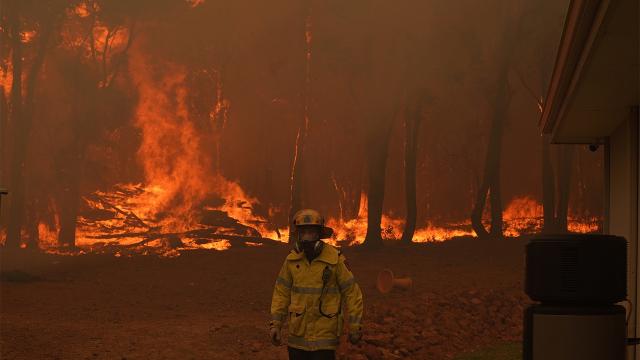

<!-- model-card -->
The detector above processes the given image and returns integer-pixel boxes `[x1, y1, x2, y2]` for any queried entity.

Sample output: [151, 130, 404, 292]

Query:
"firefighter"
[269, 209, 364, 360]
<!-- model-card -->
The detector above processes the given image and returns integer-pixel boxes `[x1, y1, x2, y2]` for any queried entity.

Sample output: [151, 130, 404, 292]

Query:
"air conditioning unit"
[523, 234, 628, 360]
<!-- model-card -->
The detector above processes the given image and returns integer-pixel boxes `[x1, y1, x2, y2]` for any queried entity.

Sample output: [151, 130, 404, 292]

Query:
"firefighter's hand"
[348, 331, 362, 345]
[270, 326, 281, 346]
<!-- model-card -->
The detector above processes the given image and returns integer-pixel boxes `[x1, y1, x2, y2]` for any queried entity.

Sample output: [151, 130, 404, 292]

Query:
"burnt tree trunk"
[363, 112, 394, 249]
[6, 13, 54, 249]
[0, 89, 6, 186]
[288, 2, 312, 242]
[288, 123, 307, 241]
[542, 135, 557, 232]
[555, 145, 573, 232]
[4, 0, 23, 248]
[471, 80, 508, 239]
[58, 156, 82, 248]
[0, 71, 9, 231]
[470, 7, 523, 239]
[346, 166, 364, 221]
[401, 98, 423, 245]
[57, 94, 85, 248]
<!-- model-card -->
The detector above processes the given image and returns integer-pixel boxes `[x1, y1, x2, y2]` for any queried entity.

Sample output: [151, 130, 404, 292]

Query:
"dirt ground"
[0, 236, 531, 360]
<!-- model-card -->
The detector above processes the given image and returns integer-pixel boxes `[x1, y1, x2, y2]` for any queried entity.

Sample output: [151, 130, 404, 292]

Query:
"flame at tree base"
[2, 187, 602, 257]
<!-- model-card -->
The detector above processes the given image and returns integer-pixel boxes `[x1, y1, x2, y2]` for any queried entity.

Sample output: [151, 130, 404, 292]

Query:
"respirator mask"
[294, 225, 324, 260]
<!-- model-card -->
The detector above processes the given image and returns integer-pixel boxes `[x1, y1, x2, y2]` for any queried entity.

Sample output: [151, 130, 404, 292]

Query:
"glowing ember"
[413, 223, 475, 242]
[186, 0, 205, 8]
[20, 30, 37, 43]
[0, 65, 12, 95]
[502, 196, 544, 237]
[38, 221, 59, 249]
[568, 219, 600, 233]
[73, 3, 91, 18]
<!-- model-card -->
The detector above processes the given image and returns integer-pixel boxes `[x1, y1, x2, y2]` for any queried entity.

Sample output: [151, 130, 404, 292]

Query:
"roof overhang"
[540, 0, 639, 144]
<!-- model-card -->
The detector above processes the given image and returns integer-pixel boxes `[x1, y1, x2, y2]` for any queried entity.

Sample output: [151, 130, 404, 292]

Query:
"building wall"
[609, 113, 639, 359]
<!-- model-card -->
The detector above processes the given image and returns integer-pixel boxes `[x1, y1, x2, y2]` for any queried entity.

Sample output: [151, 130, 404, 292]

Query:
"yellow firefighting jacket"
[270, 243, 364, 351]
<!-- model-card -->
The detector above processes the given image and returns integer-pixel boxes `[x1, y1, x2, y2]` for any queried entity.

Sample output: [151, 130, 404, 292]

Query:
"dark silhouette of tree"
[470, 53, 511, 239]
[542, 135, 555, 230]
[57, 5, 137, 248]
[363, 110, 396, 249]
[360, 36, 405, 249]
[401, 93, 427, 244]
[514, 0, 572, 234]
[471, 2, 528, 239]
[288, 0, 312, 242]
[4, 0, 60, 249]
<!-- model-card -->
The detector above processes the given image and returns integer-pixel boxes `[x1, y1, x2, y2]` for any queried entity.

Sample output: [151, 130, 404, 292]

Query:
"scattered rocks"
[342, 288, 527, 359]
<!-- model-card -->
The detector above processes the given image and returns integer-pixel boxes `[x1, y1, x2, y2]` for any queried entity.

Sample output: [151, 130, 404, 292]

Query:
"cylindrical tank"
[523, 305, 626, 360]
[524, 234, 629, 360]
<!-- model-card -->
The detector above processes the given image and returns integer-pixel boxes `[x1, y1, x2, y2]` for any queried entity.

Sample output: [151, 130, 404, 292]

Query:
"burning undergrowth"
[52, 45, 289, 257]
[0, 4, 602, 257]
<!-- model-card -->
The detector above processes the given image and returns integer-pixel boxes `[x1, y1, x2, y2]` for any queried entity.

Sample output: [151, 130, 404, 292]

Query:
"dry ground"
[0, 236, 530, 360]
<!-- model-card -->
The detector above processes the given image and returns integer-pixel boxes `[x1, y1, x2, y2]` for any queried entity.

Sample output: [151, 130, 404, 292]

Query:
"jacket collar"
[286, 242, 339, 265]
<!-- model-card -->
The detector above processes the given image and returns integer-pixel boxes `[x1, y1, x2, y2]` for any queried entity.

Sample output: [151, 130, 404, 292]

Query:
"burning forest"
[0, 0, 610, 359]
[0, 0, 603, 256]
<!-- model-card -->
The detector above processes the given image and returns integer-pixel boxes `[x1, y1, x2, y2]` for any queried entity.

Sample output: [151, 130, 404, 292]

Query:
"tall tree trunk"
[288, 2, 312, 242]
[58, 159, 82, 247]
[401, 99, 423, 245]
[346, 167, 364, 221]
[471, 82, 508, 239]
[363, 113, 394, 249]
[470, 6, 522, 239]
[0, 84, 8, 232]
[6, 11, 54, 249]
[5, 0, 24, 248]
[471, 183, 490, 238]
[555, 145, 573, 232]
[542, 135, 557, 232]
[58, 91, 85, 248]
[0, 89, 6, 185]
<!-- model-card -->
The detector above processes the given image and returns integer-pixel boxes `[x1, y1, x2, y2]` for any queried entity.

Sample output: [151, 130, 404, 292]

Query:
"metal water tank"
[523, 305, 626, 360]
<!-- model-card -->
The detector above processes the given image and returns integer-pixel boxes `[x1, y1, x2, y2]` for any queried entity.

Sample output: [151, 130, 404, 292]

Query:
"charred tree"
[363, 111, 395, 249]
[288, 2, 312, 242]
[470, 77, 509, 239]
[555, 145, 574, 232]
[4, 0, 23, 249]
[470, 4, 526, 240]
[6, 2, 55, 248]
[0, 89, 6, 221]
[401, 96, 424, 245]
[542, 135, 557, 232]
[514, 0, 571, 234]
[541, 143, 574, 233]
[57, 80, 86, 248]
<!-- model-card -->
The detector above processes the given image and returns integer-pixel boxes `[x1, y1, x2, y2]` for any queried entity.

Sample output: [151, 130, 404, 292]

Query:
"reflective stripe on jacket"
[270, 243, 364, 351]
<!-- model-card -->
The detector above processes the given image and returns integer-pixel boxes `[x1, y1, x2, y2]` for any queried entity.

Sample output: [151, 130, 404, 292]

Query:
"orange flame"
[324, 194, 599, 245]
[0, 63, 13, 95]
[73, 2, 91, 18]
[69, 48, 286, 256]
[186, 0, 205, 8]
[20, 30, 37, 43]
[502, 196, 544, 237]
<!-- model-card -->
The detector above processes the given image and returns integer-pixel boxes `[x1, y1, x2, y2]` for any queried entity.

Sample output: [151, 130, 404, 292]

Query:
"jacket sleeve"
[336, 254, 363, 333]
[270, 259, 292, 328]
